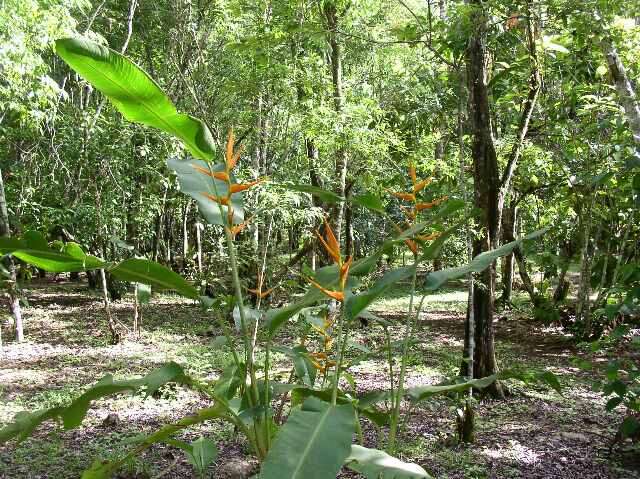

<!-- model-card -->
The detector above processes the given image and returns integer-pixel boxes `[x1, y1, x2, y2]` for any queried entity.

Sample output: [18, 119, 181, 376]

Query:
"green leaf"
[407, 375, 497, 402]
[0, 362, 189, 443]
[260, 397, 355, 479]
[345, 445, 432, 479]
[272, 346, 317, 387]
[621, 416, 640, 438]
[351, 192, 385, 213]
[188, 437, 218, 474]
[55, 38, 215, 160]
[167, 157, 244, 225]
[606, 397, 623, 412]
[0, 237, 26, 254]
[266, 288, 324, 336]
[81, 460, 112, 479]
[281, 184, 344, 203]
[23, 230, 49, 250]
[110, 258, 199, 299]
[424, 228, 547, 290]
[345, 265, 416, 320]
[11, 248, 105, 273]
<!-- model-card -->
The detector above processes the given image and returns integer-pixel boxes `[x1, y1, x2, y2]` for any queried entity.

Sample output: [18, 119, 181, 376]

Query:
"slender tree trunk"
[465, 0, 503, 397]
[601, 37, 640, 146]
[501, 205, 517, 302]
[323, 2, 348, 245]
[182, 199, 191, 272]
[0, 167, 23, 343]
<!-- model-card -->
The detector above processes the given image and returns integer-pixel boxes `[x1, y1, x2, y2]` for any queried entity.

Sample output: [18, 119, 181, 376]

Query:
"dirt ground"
[0, 280, 638, 478]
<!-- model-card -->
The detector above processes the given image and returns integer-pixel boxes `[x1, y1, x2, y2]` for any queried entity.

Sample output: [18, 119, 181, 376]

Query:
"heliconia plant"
[0, 37, 559, 479]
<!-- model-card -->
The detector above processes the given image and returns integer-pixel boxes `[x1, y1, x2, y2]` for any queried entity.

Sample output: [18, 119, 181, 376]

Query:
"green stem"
[387, 257, 418, 453]
[331, 304, 350, 405]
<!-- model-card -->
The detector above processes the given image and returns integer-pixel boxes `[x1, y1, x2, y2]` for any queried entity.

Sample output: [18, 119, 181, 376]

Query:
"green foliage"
[55, 38, 216, 160]
[345, 445, 432, 479]
[260, 397, 355, 479]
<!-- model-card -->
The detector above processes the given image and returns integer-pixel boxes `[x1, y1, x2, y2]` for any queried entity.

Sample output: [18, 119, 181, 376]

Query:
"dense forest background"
[1, 0, 640, 478]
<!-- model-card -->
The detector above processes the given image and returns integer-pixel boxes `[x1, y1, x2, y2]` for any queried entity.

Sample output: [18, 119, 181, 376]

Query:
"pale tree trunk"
[601, 37, 640, 147]
[196, 222, 203, 274]
[0, 167, 23, 343]
[323, 2, 348, 245]
[182, 199, 191, 272]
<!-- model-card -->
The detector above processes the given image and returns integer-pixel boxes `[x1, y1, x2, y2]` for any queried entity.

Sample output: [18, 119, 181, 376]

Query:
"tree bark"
[500, 205, 517, 302]
[0, 167, 23, 343]
[323, 2, 348, 245]
[465, 0, 504, 398]
[601, 37, 640, 146]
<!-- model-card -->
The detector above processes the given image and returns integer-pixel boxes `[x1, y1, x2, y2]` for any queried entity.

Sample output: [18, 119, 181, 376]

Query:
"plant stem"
[387, 258, 418, 453]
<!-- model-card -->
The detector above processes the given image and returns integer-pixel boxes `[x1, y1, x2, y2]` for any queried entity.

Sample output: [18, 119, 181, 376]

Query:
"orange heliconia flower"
[413, 177, 433, 194]
[191, 164, 230, 182]
[415, 195, 448, 211]
[229, 179, 263, 194]
[389, 191, 416, 202]
[316, 218, 341, 265]
[308, 278, 345, 302]
[339, 256, 353, 289]
[405, 239, 418, 254]
[201, 192, 230, 206]
[248, 285, 276, 299]
[409, 164, 417, 184]
[417, 232, 441, 241]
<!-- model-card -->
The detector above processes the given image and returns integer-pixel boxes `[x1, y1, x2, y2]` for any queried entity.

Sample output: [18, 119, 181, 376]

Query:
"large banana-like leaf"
[167, 157, 244, 225]
[424, 228, 548, 290]
[260, 397, 355, 479]
[345, 445, 432, 478]
[55, 38, 216, 161]
[0, 362, 190, 444]
[407, 375, 497, 402]
[11, 248, 106, 272]
[110, 258, 199, 299]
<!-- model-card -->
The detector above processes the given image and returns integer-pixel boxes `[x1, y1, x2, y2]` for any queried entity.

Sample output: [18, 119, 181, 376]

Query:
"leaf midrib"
[290, 405, 334, 479]
[62, 43, 205, 158]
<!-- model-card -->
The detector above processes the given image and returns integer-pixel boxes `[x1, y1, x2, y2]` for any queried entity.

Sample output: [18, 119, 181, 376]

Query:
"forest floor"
[0, 279, 638, 479]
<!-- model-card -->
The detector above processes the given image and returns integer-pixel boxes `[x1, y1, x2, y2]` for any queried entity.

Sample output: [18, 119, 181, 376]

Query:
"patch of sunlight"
[373, 288, 467, 313]
[480, 439, 541, 465]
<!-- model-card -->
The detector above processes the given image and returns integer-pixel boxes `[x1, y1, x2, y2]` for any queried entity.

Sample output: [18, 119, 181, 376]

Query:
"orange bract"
[316, 218, 341, 264]
[191, 165, 230, 182]
[417, 232, 441, 241]
[339, 256, 353, 289]
[413, 177, 433, 193]
[229, 179, 263, 194]
[404, 239, 418, 254]
[390, 191, 416, 202]
[248, 286, 276, 299]
[308, 278, 345, 302]
[409, 164, 417, 184]
[201, 192, 230, 206]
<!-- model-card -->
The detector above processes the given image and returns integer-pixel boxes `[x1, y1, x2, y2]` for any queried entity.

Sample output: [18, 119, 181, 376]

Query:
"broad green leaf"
[0, 237, 26, 254]
[0, 362, 189, 443]
[351, 192, 385, 213]
[11, 248, 105, 273]
[345, 265, 416, 320]
[110, 258, 199, 299]
[407, 375, 497, 402]
[281, 184, 344, 203]
[55, 38, 215, 160]
[424, 228, 548, 290]
[81, 460, 111, 479]
[272, 345, 317, 387]
[167, 157, 244, 225]
[188, 437, 218, 474]
[260, 397, 355, 479]
[345, 445, 432, 479]
[266, 288, 324, 336]
[23, 230, 49, 250]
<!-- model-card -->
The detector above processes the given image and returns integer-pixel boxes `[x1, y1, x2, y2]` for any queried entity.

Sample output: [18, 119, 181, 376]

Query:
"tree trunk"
[501, 205, 517, 302]
[465, 0, 504, 398]
[0, 167, 23, 343]
[601, 37, 640, 146]
[323, 2, 348, 245]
